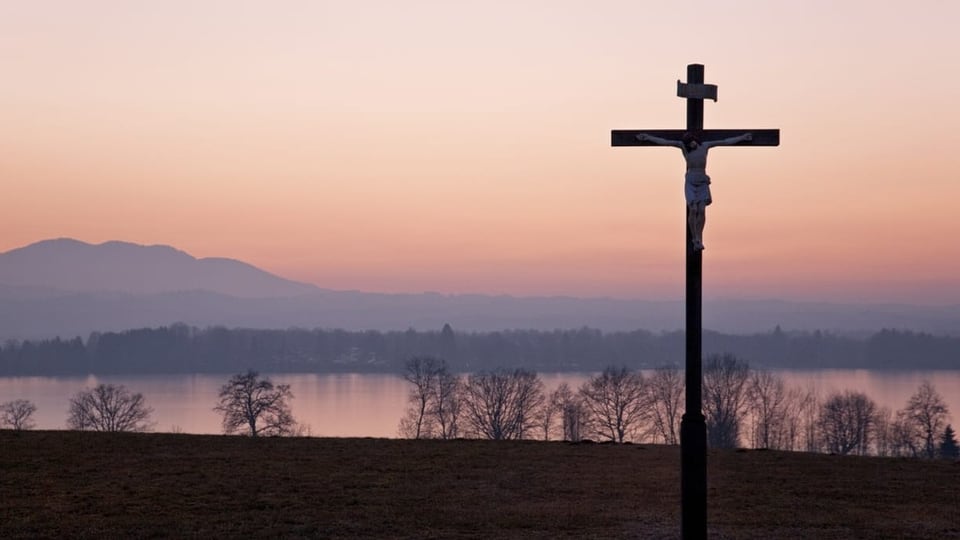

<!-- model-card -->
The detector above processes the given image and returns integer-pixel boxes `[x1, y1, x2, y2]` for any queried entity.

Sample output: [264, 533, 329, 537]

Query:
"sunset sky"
[2, 1, 958, 304]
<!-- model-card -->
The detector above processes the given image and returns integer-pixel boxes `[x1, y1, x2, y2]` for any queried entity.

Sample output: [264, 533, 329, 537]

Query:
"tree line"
[3, 358, 958, 460]
[1, 324, 957, 376]
[1, 371, 302, 437]
[396, 356, 960, 460]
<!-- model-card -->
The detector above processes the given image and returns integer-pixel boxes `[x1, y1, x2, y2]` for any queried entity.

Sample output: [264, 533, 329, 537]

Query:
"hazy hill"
[0, 238, 319, 298]
[1, 238, 959, 340]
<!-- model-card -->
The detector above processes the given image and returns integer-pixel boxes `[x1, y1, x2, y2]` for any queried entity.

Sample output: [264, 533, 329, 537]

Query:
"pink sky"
[2, 2, 958, 303]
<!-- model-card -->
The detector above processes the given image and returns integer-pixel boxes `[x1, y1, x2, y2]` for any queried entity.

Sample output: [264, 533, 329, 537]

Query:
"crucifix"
[611, 64, 779, 539]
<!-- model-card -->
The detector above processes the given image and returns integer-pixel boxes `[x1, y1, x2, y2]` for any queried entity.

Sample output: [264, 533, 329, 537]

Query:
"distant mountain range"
[0, 238, 318, 298]
[1, 238, 958, 341]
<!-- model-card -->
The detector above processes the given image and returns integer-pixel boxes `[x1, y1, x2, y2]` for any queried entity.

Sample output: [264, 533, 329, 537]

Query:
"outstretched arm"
[702, 132, 752, 149]
[636, 133, 683, 147]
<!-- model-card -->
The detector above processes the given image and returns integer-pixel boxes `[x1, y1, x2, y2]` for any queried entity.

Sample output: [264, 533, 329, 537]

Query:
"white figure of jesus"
[637, 131, 752, 251]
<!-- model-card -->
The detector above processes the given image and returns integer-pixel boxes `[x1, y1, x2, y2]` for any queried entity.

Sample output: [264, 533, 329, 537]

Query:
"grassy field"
[1, 431, 958, 539]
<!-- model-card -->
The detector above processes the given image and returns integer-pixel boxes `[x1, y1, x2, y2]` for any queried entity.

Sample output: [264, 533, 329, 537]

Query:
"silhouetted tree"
[901, 381, 950, 459]
[67, 384, 153, 432]
[545, 383, 587, 441]
[398, 357, 460, 439]
[886, 409, 922, 457]
[1, 399, 37, 430]
[872, 406, 897, 457]
[940, 424, 959, 460]
[794, 385, 822, 453]
[746, 370, 792, 450]
[399, 357, 440, 438]
[430, 365, 461, 439]
[648, 366, 684, 445]
[214, 371, 296, 437]
[538, 394, 558, 441]
[461, 369, 544, 440]
[818, 390, 876, 455]
[703, 354, 750, 449]
[579, 366, 648, 443]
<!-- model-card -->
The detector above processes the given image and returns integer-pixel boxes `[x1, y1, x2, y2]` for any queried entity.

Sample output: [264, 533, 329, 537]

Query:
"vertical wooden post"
[680, 63, 708, 540]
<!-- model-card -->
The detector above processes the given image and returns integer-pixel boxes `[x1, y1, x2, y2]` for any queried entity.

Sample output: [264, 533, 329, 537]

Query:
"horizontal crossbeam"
[611, 129, 779, 147]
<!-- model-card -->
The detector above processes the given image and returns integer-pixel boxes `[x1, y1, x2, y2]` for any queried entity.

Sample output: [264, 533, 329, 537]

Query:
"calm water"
[2, 371, 959, 437]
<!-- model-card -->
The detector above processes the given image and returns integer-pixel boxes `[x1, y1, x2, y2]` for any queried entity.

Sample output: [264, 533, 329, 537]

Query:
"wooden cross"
[610, 64, 779, 540]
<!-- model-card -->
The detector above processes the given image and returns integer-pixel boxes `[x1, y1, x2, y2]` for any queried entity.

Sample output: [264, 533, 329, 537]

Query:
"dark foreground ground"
[1, 431, 958, 539]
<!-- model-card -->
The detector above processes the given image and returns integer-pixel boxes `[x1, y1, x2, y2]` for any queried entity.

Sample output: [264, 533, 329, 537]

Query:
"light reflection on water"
[1, 370, 958, 437]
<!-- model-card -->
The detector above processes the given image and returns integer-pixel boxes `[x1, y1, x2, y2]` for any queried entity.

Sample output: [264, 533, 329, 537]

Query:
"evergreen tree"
[940, 424, 959, 460]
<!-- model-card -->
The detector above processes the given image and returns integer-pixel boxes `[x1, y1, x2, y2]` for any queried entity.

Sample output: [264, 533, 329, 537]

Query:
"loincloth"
[684, 170, 712, 206]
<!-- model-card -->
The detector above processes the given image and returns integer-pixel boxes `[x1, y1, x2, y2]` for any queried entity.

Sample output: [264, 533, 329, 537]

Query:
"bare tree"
[885, 409, 922, 457]
[901, 381, 951, 459]
[214, 370, 296, 437]
[538, 387, 559, 441]
[745, 370, 791, 449]
[430, 366, 461, 440]
[67, 384, 154, 432]
[818, 390, 876, 456]
[794, 384, 822, 453]
[398, 357, 440, 439]
[579, 366, 647, 443]
[647, 366, 684, 445]
[547, 383, 587, 441]
[398, 357, 461, 439]
[703, 354, 750, 449]
[1, 399, 37, 430]
[872, 406, 896, 457]
[461, 369, 544, 440]
[766, 384, 818, 452]
[560, 399, 588, 442]
[873, 404, 933, 458]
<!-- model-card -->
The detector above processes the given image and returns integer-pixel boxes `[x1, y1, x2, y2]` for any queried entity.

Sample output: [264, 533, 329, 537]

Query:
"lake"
[2, 370, 959, 437]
